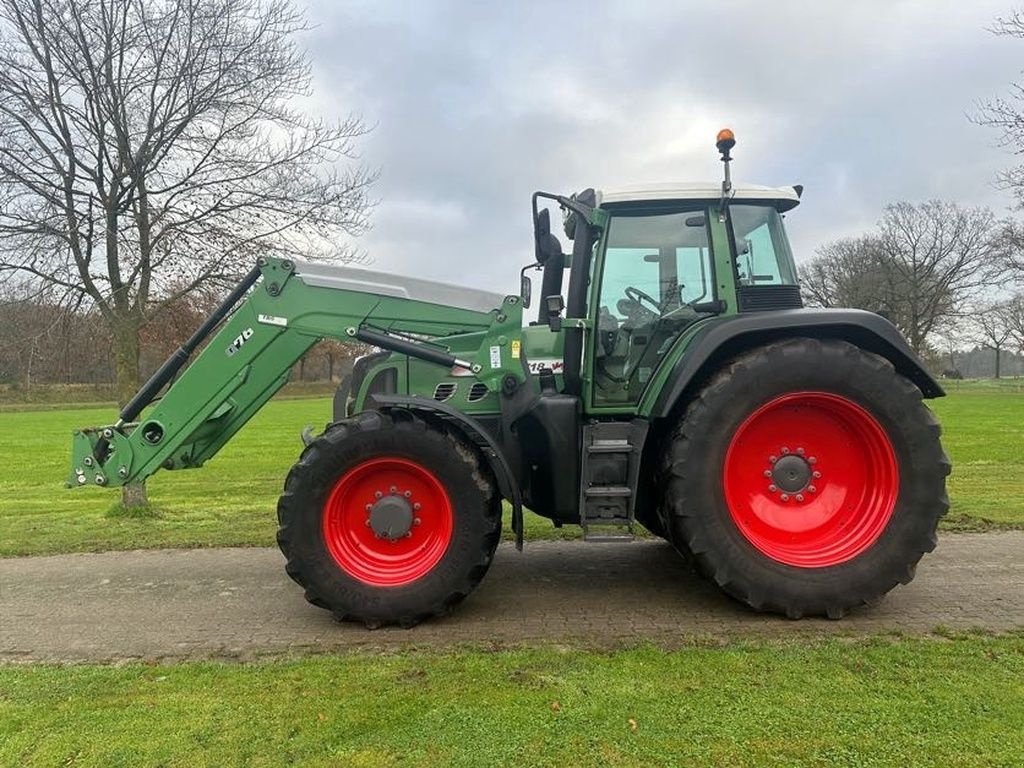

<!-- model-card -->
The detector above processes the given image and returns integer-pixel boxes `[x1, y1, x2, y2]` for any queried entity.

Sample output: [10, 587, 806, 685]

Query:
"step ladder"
[579, 419, 649, 542]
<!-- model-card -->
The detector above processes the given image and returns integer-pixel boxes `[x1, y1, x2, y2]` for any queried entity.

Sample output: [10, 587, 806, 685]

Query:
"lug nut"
[781, 447, 790, 454]
[763, 470, 772, 478]
[769, 455, 777, 464]
[796, 447, 805, 456]
[414, 518, 421, 526]
[808, 457, 817, 465]
[365, 504, 372, 511]
[390, 486, 397, 493]
[780, 493, 790, 501]
[404, 490, 412, 498]
[813, 471, 821, 479]
[365, 519, 371, 526]
[796, 494, 805, 502]
[808, 485, 816, 493]
[405, 531, 413, 538]
[413, 503, 421, 511]
[768, 484, 777, 492]
[375, 491, 383, 499]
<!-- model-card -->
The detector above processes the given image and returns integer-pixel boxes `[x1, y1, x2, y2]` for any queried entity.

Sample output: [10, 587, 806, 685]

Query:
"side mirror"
[520, 270, 533, 308]
[534, 208, 551, 262]
[534, 208, 563, 265]
[545, 294, 565, 332]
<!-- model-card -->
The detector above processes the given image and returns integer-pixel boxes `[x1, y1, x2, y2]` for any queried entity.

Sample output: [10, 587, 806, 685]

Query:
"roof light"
[716, 128, 736, 152]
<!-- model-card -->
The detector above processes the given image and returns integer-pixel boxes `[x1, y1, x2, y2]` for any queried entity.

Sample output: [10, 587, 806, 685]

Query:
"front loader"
[69, 130, 950, 626]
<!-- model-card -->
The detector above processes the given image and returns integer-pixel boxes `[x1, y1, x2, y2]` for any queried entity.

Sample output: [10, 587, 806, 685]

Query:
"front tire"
[662, 338, 951, 618]
[277, 410, 502, 627]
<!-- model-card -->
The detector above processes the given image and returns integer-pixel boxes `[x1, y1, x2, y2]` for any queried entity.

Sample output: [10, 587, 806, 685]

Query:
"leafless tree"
[973, 11, 1024, 277]
[1004, 293, 1024, 354]
[0, 280, 107, 388]
[0, 0, 374, 506]
[877, 201, 1006, 353]
[800, 235, 894, 312]
[973, 301, 1014, 378]
[805, 201, 1005, 355]
[932, 317, 967, 377]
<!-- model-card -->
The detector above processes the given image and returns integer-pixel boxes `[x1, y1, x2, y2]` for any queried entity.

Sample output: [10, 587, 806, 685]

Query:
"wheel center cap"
[369, 495, 414, 540]
[772, 455, 812, 493]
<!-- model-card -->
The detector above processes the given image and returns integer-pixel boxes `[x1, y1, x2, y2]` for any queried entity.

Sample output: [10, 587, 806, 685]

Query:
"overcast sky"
[300, 0, 1024, 294]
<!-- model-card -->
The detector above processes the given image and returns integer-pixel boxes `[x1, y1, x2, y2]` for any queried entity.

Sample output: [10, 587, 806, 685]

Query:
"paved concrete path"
[1, 534, 1021, 662]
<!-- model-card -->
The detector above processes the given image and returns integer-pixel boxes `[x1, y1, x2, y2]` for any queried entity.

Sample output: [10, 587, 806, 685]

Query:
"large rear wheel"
[661, 338, 950, 618]
[277, 410, 502, 627]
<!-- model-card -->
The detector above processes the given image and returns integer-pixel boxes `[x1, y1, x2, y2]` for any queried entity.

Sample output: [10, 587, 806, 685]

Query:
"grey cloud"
[300, 0, 1023, 292]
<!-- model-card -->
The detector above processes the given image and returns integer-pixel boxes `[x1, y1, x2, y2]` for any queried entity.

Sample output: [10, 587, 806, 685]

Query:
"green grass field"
[2, 389, 1021, 767]
[0, 388, 1021, 556]
[1, 635, 1021, 767]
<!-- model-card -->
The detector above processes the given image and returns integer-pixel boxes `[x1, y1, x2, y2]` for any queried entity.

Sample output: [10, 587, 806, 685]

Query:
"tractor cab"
[523, 134, 804, 412]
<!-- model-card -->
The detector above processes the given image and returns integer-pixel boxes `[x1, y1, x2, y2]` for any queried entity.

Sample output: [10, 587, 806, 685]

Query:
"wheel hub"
[771, 454, 812, 493]
[322, 457, 453, 587]
[368, 494, 414, 540]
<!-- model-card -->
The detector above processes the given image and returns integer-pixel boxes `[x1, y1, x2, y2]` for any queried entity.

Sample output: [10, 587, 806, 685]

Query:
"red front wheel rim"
[723, 392, 899, 568]
[322, 457, 454, 587]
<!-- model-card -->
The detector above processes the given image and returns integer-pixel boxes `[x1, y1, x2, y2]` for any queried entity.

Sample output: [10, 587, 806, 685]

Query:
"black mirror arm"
[532, 190, 595, 228]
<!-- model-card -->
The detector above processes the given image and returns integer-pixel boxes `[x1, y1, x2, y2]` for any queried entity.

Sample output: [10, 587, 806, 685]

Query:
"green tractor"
[69, 130, 950, 626]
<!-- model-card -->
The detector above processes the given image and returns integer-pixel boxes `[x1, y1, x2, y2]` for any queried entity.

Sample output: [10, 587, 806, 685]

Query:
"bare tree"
[878, 202, 1006, 353]
[1004, 293, 1024, 354]
[974, 11, 1024, 277]
[973, 301, 1013, 378]
[800, 235, 895, 312]
[805, 201, 1004, 355]
[0, 0, 374, 506]
[932, 317, 967, 378]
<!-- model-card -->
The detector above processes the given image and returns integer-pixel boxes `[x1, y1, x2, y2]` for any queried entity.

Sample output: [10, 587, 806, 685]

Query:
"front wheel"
[277, 410, 502, 627]
[661, 338, 951, 618]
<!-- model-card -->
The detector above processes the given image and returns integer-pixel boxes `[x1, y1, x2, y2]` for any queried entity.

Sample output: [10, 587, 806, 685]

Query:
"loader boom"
[68, 257, 523, 489]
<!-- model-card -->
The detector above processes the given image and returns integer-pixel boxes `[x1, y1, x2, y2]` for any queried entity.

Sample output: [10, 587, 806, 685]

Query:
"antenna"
[716, 128, 736, 223]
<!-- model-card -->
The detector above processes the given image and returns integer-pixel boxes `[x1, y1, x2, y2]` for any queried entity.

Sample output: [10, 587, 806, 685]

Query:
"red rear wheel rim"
[322, 457, 454, 586]
[723, 392, 899, 568]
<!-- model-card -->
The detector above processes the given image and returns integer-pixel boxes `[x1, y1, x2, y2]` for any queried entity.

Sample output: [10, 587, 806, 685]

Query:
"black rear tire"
[277, 410, 502, 627]
[661, 338, 950, 618]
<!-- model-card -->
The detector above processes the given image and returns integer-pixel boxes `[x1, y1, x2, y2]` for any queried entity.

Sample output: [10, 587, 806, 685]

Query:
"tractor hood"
[294, 261, 506, 315]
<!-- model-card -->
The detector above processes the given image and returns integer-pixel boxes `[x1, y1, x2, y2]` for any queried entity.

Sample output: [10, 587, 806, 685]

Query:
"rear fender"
[647, 309, 943, 421]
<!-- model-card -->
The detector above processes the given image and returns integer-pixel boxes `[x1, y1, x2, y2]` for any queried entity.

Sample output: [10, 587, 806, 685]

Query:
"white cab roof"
[597, 182, 802, 211]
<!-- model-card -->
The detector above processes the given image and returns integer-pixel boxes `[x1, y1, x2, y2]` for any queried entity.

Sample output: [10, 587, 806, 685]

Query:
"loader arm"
[68, 257, 524, 489]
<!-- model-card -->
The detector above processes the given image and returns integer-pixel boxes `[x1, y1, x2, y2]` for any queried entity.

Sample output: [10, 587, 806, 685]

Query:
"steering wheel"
[624, 286, 662, 315]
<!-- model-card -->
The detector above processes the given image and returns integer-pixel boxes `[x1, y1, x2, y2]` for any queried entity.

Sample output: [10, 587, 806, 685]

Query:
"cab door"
[586, 205, 718, 411]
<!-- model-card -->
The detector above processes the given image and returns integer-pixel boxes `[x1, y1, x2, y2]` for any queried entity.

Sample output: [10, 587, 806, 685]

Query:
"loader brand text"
[226, 327, 254, 357]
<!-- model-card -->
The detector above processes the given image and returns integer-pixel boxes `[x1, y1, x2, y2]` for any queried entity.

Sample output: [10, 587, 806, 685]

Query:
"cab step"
[579, 419, 649, 542]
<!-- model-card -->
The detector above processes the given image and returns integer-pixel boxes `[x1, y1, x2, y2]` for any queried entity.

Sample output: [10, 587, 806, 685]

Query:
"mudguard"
[368, 394, 525, 550]
[650, 308, 944, 419]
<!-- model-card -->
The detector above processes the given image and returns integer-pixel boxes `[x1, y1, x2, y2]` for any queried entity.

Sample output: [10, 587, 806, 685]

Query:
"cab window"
[728, 205, 798, 286]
